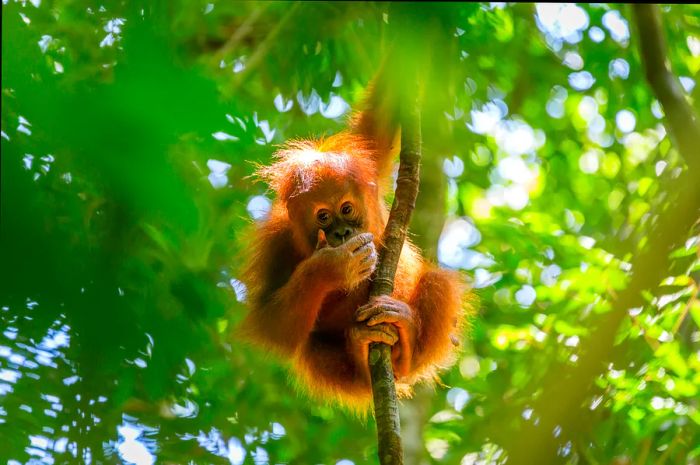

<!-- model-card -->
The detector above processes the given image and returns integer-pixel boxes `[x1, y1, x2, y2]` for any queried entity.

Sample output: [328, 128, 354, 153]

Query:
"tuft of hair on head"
[257, 133, 378, 203]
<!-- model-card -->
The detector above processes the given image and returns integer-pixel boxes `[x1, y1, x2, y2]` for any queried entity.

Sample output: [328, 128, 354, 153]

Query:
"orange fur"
[240, 100, 470, 411]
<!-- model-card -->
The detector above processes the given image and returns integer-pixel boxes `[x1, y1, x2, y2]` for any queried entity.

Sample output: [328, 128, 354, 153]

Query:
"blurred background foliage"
[1, 2, 699, 464]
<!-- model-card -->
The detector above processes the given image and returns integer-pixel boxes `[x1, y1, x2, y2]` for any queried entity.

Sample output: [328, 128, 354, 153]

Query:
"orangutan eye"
[316, 209, 332, 226]
[341, 202, 354, 216]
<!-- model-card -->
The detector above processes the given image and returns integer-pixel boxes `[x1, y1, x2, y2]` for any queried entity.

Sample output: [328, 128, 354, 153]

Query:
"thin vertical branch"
[368, 97, 421, 465]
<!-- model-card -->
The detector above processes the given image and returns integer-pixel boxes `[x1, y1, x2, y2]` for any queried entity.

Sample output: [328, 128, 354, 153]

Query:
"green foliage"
[1, 2, 699, 465]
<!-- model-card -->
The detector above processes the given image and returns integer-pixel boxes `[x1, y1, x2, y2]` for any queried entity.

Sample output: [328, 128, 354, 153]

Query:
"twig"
[214, 4, 269, 61]
[225, 3, 302, 96]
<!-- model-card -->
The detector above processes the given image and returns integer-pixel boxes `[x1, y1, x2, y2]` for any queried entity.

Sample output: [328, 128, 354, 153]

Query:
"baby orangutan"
[241, 94, 468, 410]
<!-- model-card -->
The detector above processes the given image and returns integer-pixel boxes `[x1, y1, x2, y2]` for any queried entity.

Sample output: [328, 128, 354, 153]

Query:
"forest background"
[2, 2, 700, 465]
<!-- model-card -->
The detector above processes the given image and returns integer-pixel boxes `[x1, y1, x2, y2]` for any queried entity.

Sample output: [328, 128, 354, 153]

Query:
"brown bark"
[369, 99, 422, 465]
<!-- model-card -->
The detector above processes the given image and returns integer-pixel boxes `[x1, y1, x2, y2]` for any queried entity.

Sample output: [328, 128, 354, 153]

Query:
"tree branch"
[632, 4, 700, 171]
[368, 94, 421, 465]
